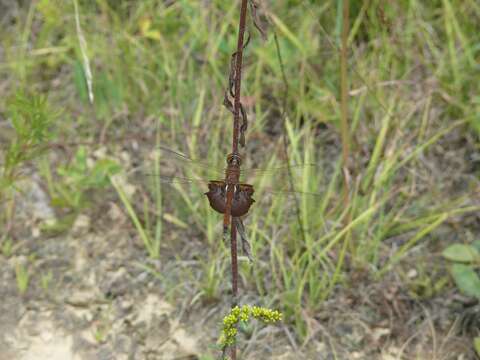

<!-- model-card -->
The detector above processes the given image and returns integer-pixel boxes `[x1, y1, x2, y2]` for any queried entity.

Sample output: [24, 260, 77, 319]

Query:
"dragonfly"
[140, 145, 328, 260]
[205, 150, 254, 260]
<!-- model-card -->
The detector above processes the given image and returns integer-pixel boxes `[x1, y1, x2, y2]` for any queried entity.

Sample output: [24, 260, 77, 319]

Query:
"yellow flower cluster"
[251, 306, 282, 323]
[219, 305, 282, 347]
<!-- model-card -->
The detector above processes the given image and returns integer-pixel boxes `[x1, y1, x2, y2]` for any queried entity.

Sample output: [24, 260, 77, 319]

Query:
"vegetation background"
[0, 0, 479, 359]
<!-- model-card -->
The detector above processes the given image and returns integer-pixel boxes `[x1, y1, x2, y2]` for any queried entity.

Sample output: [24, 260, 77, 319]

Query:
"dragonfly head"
[226, 153, 242, 167]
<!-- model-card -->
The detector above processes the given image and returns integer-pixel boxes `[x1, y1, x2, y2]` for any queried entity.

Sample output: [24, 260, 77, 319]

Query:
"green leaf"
[74, 60, 88, 102]
[451, 264, 480, 298]
[442, 244, 479, 263]
[474, 337, 480, 357]
[89, 159, 121, 188]
[472, 240, 480, 253]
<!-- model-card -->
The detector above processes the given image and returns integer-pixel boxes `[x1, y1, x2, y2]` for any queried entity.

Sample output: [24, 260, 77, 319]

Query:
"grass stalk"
[378, 213, 449, 277]
[339, 0, 350, 194]
[110, 176, 159, 259]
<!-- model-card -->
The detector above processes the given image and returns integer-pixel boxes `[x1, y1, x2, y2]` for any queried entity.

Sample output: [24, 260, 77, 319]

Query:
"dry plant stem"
[229, 223, 238, 359]
[340, 0, 350, 206]
[225, 1, 249, 359]
[231, 0, 249, 154]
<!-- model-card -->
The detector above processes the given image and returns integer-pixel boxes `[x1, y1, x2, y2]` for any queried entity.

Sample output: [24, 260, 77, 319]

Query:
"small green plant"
[1, 90, 57, 189]
[443, 242, 480, 359]
[1, 238, 14, 258]
[40, 270, 53, 292]
[402, 263, 449, 300]
[92, 306, 111, 344]
[219, 305, 282, 357]
[93, 326, 108, 343]
[1, 90, 59, 240]
[442, 242, 480, 298]
[15, 261, 30, 295]
[49, 146, 121, 210]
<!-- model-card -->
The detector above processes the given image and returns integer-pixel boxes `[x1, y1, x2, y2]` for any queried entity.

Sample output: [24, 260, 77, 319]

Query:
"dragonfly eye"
[227, 153, 242, 166]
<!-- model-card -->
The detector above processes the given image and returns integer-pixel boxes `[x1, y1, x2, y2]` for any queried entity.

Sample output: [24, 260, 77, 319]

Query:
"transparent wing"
[138, 173, 325, 200]
[241, 163, 323, 181]
[151, 145, 324, 186]
[151, 145, 225, 179]
[138, 144, 328, 199]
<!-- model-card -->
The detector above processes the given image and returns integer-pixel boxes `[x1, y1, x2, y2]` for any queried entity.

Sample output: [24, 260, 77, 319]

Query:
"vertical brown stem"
[232, 0, 249, 154]
[228, 1, 249, 359]
[229, 222, 238, 359]
[340, 0, 350, 206]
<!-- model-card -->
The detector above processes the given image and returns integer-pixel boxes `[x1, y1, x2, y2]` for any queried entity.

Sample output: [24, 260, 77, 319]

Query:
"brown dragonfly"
[141, 145, 328, 259]
[205, 151, 255, 260]
[144, 145, 327, 204]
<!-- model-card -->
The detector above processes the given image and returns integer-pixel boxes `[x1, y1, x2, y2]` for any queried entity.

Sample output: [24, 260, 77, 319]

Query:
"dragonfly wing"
[241, 162, 322, 176]
[150, 145, 225, 178]
[241, 162, 328, 199]
[141, 174, 213, 187]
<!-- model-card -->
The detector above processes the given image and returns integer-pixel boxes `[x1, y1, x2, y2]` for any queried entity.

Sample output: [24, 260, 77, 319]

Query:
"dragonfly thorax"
[225, 153, 242, 184]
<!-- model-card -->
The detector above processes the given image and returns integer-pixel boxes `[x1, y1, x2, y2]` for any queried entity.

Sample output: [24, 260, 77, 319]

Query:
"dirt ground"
[0, 222, 477, 360]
